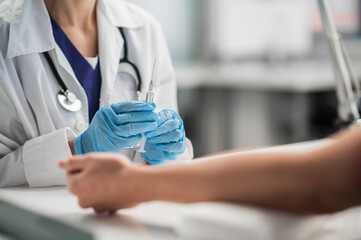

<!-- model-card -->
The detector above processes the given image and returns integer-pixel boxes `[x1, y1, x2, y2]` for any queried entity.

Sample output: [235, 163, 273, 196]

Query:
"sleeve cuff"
[23, 128, 75, 188]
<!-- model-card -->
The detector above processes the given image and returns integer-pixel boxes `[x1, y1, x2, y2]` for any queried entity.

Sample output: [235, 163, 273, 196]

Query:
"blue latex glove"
[141, 109, 187, 165]
[73, 102, 158, 155]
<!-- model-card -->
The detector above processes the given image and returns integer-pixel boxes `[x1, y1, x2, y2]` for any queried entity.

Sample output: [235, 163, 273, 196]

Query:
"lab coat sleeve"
[0, 144, 27, 188]
[0, 128, 74, 188]
[22, 128, 74, 188]
[136, 15, 194, 163]
[0, 54, 75, 187]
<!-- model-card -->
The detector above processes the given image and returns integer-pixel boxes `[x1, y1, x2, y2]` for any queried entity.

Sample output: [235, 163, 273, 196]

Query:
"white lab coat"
[0, 0, 193, 188]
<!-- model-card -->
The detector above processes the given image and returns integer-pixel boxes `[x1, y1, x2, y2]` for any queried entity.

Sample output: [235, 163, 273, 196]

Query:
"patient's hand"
[59, 153, 148, 213]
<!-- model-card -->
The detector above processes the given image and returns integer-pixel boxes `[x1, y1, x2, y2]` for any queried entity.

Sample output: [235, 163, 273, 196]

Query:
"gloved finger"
[156, 110, 175, 126]
[155, 141, 186, 153]
[111, 101, 155, 114]
[145, 118, 181, 138]
[141, 151, 167, 165]
[116, 122, 158, 137]
[146, 129, 184, 144]
[115, 111, 158, 125]
[102, 108, 157, 137]
[141, 143, 167, 164]
[100, 105, 121, 127]
[112, 134, 142, 148]
[164, 151, 178, 161]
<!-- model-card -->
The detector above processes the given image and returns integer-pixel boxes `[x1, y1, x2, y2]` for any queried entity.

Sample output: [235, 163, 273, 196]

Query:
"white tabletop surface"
[1, 140, 361, 240]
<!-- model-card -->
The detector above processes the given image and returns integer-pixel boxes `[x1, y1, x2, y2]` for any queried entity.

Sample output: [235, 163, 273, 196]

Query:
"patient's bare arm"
[60, 128, 361, 214]
[147, 127, 361, 213]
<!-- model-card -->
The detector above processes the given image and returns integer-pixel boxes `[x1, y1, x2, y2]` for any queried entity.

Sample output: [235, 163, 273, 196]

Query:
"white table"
[1, 140, 361, 240]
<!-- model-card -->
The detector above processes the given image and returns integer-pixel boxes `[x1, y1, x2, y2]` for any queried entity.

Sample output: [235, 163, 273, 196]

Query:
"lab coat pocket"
[110, 71, 139, 103]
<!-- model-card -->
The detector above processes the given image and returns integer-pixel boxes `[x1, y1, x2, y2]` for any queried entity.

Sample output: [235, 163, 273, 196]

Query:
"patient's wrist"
[141, 166, 200, 203]
[129, 165, 208, 204]
[120, 166, 160, 204]
[131, 167, 173, 203]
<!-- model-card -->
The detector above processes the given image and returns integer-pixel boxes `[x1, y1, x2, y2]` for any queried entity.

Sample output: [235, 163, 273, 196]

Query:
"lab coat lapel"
[4, 0, 89, 121]
[97, 5, 123, 108]
[5, 0, 83, 95]
[6, 0, 55, 58]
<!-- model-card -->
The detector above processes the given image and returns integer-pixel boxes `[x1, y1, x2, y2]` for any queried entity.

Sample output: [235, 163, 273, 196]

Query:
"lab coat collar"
[6, 0, 55, 59]
[97, 2, 123, 108]
[98, 0, 145, 29]
[97, 0, 146, 107]
[5, 0, 144, 59]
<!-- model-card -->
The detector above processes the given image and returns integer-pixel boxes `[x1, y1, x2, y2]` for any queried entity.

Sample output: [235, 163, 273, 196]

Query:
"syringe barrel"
[139, 91, 155, 153]
[145, 91, 154, 103]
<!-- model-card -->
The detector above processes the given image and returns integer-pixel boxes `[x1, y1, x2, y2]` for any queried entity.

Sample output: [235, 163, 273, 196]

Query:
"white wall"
[128, 0, 199, 63]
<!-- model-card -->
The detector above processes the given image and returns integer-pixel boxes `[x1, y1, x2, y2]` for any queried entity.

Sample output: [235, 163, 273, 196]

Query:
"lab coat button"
[75, 120, 86, 132]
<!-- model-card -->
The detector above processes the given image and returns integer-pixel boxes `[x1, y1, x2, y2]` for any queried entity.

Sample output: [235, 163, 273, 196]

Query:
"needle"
[145, 58, 156, 103]
[149, 58, 156, 92]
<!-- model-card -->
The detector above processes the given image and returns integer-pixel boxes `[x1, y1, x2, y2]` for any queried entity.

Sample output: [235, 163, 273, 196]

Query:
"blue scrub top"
[50, 15, 102, 123]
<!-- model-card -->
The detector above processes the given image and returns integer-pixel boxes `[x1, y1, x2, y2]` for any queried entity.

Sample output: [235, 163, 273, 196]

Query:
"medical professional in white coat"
[0, 0, 193, 188]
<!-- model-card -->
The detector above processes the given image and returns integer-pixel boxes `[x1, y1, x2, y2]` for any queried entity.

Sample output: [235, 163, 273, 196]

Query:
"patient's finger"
[67, 174, 86, 195]
[94, 208, 114, 215]
[60, 156, 88, 172]
[58, 160, 67, 169]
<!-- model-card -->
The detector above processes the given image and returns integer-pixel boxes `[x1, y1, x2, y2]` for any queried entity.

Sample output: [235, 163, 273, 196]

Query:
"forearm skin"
[138, 128, 361, 214]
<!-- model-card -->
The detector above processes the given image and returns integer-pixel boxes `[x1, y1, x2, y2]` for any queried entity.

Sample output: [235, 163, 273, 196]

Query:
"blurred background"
[1, 0, 359, 157]
[129, 0, 361, 157]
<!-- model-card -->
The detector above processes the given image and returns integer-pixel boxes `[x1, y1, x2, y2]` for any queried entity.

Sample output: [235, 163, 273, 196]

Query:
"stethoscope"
[43, 27, 142, 112]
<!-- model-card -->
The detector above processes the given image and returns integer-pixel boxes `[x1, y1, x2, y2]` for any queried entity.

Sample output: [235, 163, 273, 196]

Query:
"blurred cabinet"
[179, 88, 337, 157]
[176, 60, 344, 157]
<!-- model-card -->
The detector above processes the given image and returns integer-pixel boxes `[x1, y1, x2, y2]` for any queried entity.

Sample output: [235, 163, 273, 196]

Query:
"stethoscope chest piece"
[45, 27, 141, 113]
[57, 90, 82, 112]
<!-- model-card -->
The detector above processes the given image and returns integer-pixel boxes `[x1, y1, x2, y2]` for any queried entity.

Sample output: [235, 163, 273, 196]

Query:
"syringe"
[139, 59, 156, 152]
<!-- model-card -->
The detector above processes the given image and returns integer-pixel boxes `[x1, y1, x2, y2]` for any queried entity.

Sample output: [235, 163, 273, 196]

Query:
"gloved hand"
[141, 109, 187, 165]
[73, 102, 158, 155]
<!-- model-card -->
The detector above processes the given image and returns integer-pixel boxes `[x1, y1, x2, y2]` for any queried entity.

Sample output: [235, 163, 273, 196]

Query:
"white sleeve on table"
[23, 128, 75, 188]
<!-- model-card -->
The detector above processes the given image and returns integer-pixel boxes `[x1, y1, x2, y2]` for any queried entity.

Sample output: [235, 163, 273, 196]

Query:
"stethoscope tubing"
[43, 51, 69, 95]
[118, 27, 142, 92]
[43, 27, 143, 112]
